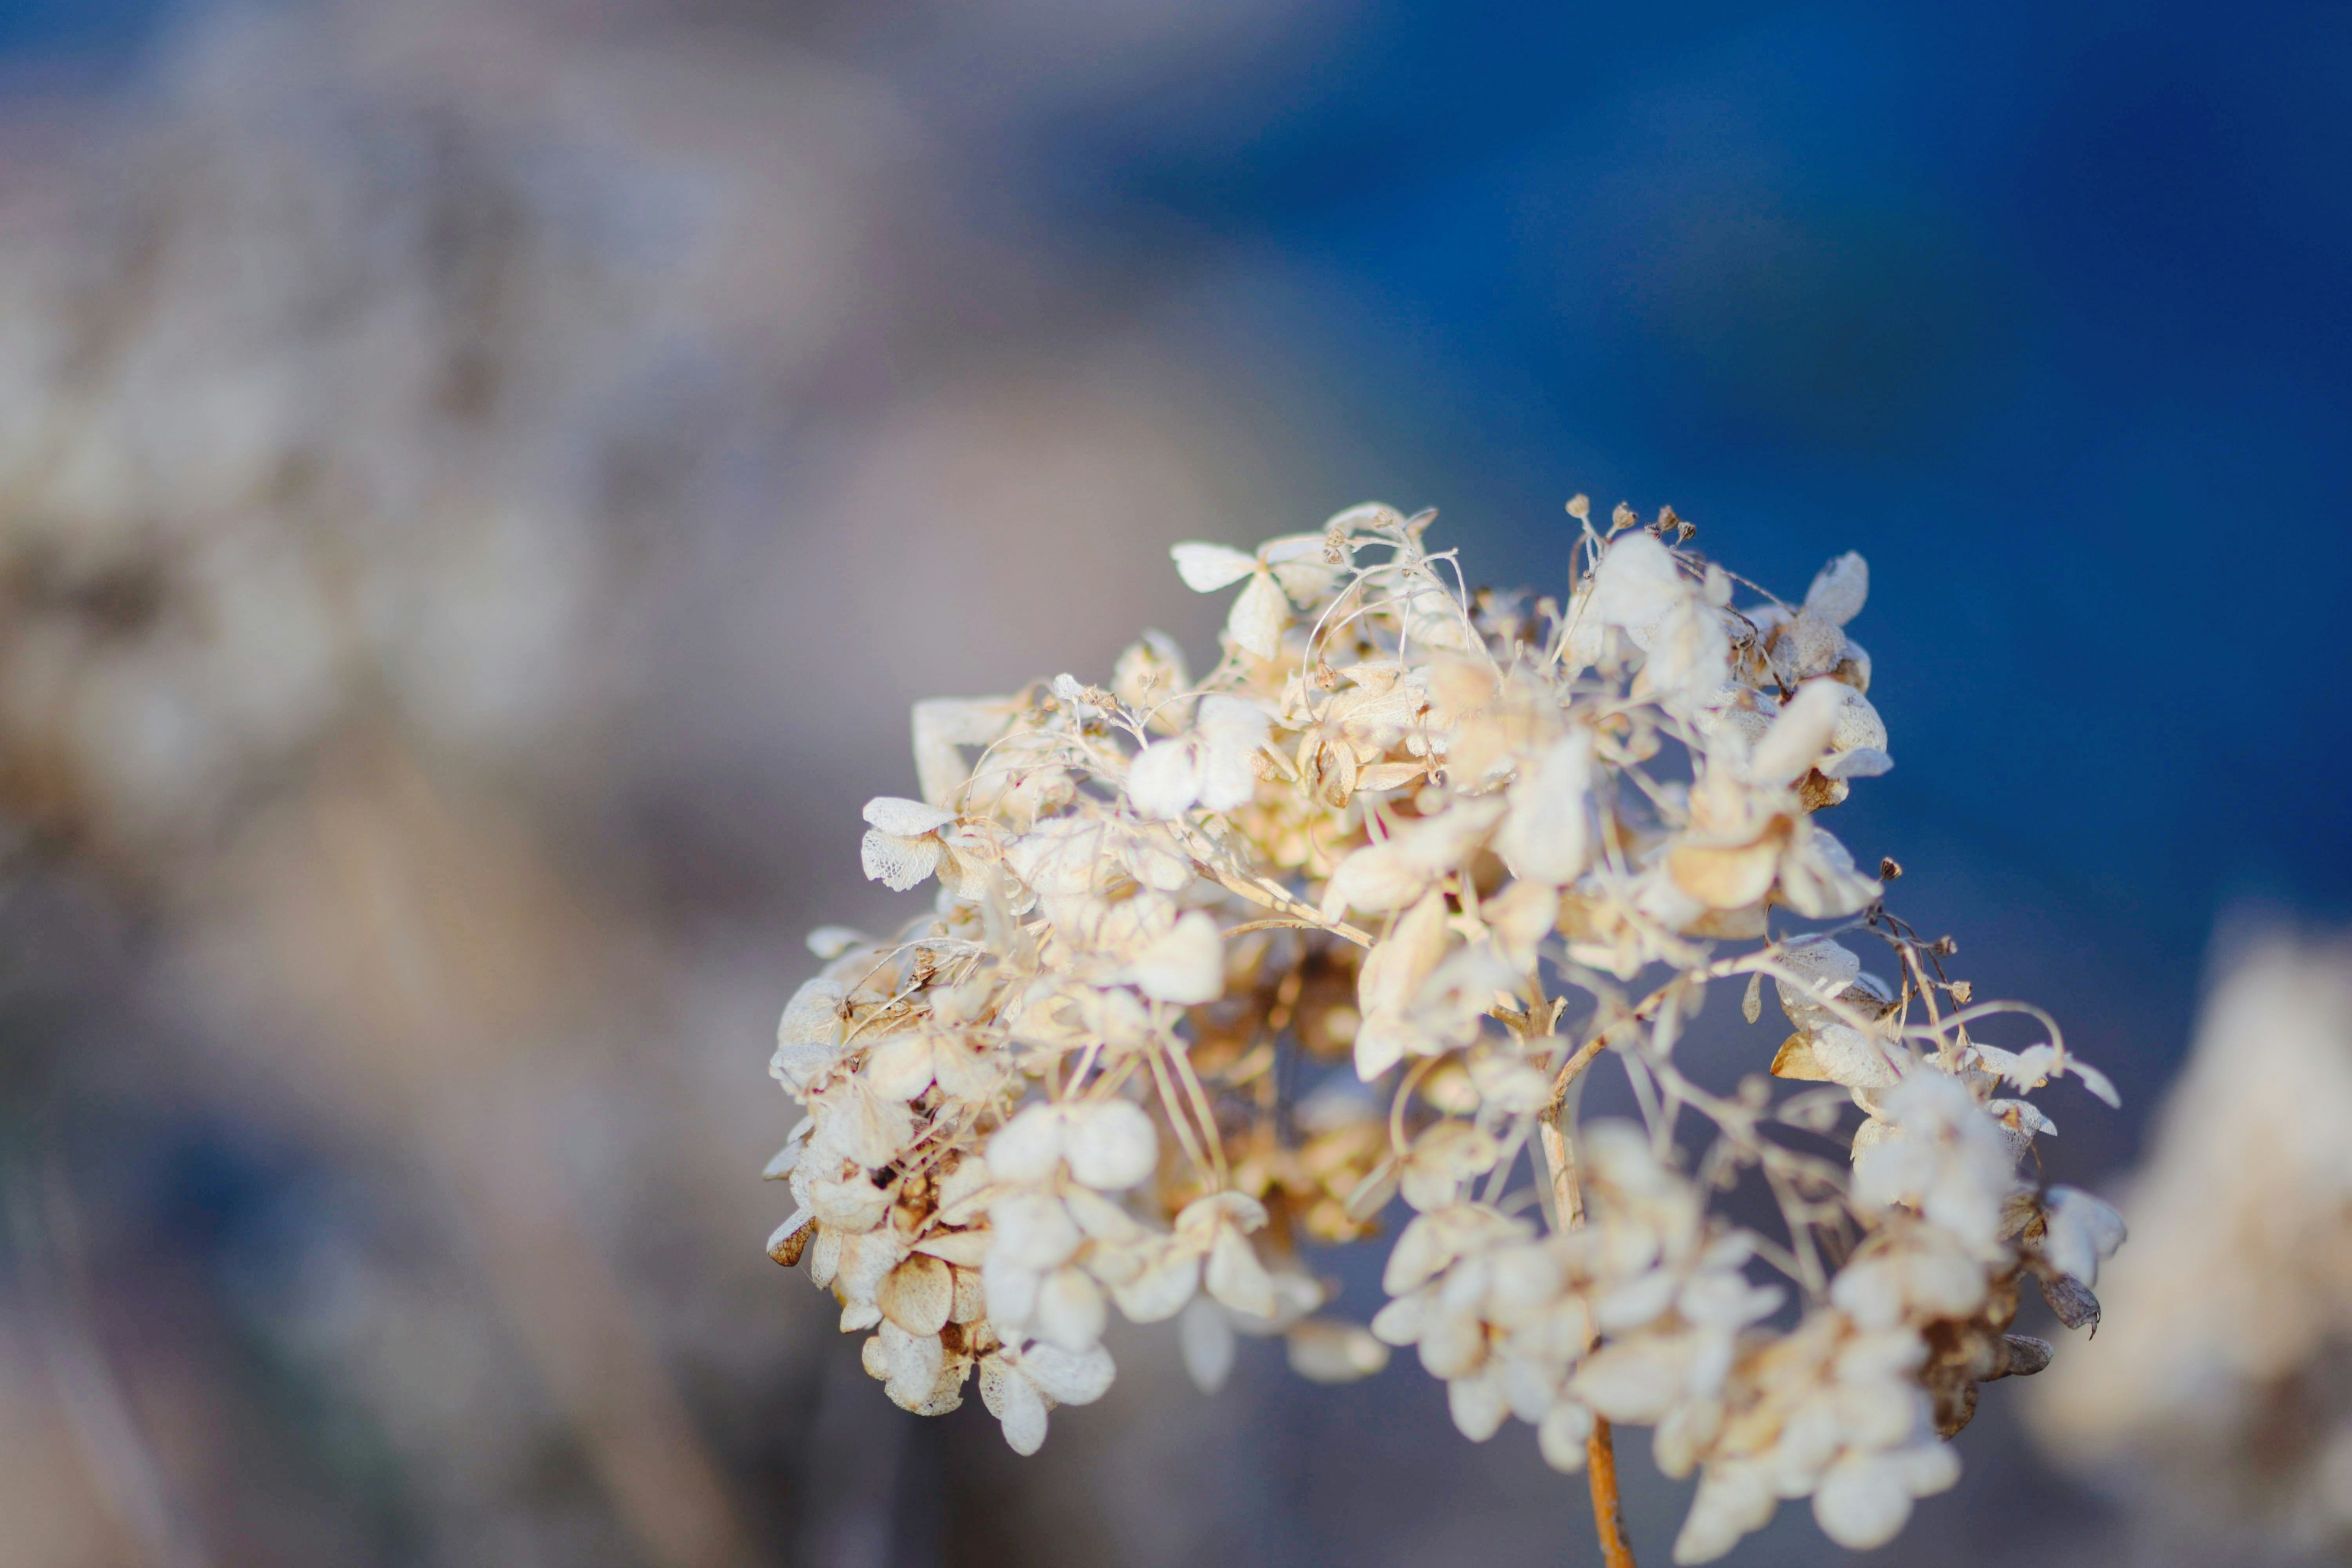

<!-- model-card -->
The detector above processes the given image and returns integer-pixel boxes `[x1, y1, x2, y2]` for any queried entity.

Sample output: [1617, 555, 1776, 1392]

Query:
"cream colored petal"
[860, 828, 944, 891]
[2041, 1186, 2127, 1286]
[986, 1105, 1070, 1185]
[879, 1253, 954, 1336]
[1322, 840, 1428, 918]
[984, 1359, 1050, 1455]
[1107, 1243, 1200, 1323]
[1170, 541, 1258, 592]
[1749, 677, 1848, 786]
[1125, 737, 1202, 820]
[1591, 532, 1687, 629]
[1226, 569, 1289, 660]
[1812, 1452, 1914, 1551]
[1178, 1297, 1237, 1393]
[1668, 837, 1780, 910]
[1495, 731, 1594, 886]
[1017, 1342, 1116, 1406]
[1119, 910, 1224, 1005]
[911, 1229, 995, 1268]
[1572, 1335, 1690, 1424]
[988, 1193, 1082, 1270]
[1033, 1267, 1108, 1353]
[1284, 1319, 1390, 1383]
[1804, 550, 1869, 626]
[1065, 1100, 1159, 1191]
[1447, 1368, 1510, 1442]
[1538, 1400, 1594, 1473]
[862, 1033, 937, 1102]
[1205, 1227, 1279, 1321]
[863, 795, 957, 836]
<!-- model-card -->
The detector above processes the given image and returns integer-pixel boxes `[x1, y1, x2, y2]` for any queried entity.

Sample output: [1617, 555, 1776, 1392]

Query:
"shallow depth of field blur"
[0, 2, 2346, 1566]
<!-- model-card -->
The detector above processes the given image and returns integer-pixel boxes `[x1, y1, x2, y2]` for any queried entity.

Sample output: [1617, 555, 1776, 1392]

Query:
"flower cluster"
[766, 501, 2122, 1561]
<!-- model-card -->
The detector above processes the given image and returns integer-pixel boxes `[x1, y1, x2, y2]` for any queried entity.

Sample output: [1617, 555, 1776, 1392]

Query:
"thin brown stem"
[1536, 1059, 1637, 1568]
[1586, 1419, 1637, 1568]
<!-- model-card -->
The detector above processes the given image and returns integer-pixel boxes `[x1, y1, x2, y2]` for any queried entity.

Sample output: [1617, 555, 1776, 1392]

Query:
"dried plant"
[764, 500, 2124, 1562]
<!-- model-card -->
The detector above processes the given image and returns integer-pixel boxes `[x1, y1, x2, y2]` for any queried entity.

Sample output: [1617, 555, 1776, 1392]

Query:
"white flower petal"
[1804, 551, 1869, 626]
[1125, 739, 1202, 820]
[1284, 1319, 1390, 1383]
[1749, 677, 1849, 787]
[863, 796, 957, 836]
[1033, 1268, 1108, 1352]
[1447, 1370, 1510, 1442]
[1205, 1227, 1279, 1320]
[1064, 1101, 1159, 1190]
[1538, 1401, 1594, 1473]
[1591, 532, 1687, 630]
[860, 829, 944, 891]
[1494, 732, 1594, 886]
[1226, 570, 1289, 660]
[986, 1360, 1050, 1455]
[1120, 911, 1225, 1005]
[2043, 1186, 2127, 1286]
[987, 1105, 1070, 1185]
[1178, 1297, 1237, 1392]
[1170, 541, 1259, 592]
[1019, 1342, 1117, 1406]
[878, 1253, 954, 1336]
[1812, 1452, 1915, 1550]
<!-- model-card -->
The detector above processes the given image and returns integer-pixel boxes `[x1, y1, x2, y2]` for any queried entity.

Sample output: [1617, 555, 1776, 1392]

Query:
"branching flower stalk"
[763, 500, 2127, 1562]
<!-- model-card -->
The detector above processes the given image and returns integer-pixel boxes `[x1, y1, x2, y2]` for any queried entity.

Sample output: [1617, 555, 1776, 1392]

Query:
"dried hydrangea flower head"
[2030, 929, 2352, 1558]
[766, 500, 2122, 1563]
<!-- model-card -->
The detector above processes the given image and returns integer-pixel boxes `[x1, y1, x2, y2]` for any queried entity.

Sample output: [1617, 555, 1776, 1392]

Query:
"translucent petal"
[1494, 731, 1594, 886]
[1749, 677, 1848, 787]
[989, 1362, 1050, 1455]
[1170, 541, 1258, 592]
[1591, 532, 1687, 630]
[1019, 1342, 1116, 1406]
[1667, 837, 1779, 911]
[1226, 570, 1289, 660]
[878, 1254, 954, 1337]
[862, 796, 957, 836]
[860, 829, 944, 891]
[862, 1033, 937, 1102]
[1804, 551, 1869, 626]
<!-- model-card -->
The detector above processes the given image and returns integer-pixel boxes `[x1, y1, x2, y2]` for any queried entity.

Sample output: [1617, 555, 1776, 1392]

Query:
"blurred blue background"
[0, 1, 2342, 1564]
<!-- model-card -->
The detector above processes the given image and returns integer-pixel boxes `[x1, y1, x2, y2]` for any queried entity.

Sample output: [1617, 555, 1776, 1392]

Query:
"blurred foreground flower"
[2029, 929, 2352, 1559]
[766, 500, 2124, 1564]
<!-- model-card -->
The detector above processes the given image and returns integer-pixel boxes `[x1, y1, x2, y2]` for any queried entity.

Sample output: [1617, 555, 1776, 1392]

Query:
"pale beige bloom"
[763, 500, 2114, 1562]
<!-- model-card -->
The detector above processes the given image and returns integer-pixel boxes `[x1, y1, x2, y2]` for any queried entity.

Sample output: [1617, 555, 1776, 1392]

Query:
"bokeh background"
[0, 1, 2345, 1564]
